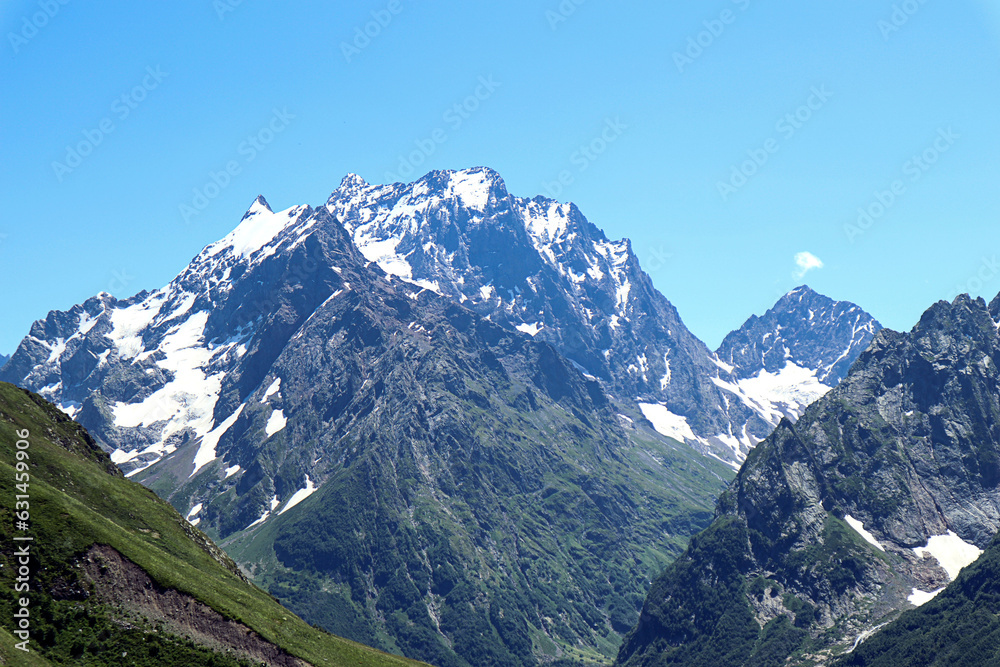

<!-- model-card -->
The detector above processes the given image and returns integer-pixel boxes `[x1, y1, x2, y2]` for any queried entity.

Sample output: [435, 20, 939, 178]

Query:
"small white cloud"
[793, 251, 824, 279]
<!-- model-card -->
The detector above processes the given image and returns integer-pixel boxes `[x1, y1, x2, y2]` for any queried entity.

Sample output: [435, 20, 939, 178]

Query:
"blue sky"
[2, 1, 999, 354]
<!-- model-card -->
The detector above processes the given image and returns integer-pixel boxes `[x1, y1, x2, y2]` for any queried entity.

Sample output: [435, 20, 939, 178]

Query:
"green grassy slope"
[0, 382, 426, 667]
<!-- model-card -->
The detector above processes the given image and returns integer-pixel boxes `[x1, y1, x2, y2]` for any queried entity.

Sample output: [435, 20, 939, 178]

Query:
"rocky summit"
[714, 285, 882, 444]
[617, 293, 1000, 666]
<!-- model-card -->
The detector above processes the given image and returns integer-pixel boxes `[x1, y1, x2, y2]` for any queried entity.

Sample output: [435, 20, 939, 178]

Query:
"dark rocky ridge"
[617, 293, 1000, 666]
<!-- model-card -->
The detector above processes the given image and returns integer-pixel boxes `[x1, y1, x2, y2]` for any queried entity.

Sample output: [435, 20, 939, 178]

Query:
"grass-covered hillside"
[0, 382, 426, 667]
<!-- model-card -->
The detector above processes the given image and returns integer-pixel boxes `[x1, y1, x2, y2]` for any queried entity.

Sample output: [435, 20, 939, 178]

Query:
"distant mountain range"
[617, 293, 1000, 666]
[0, 167, 882, 665]
[0, 353, 8, 369]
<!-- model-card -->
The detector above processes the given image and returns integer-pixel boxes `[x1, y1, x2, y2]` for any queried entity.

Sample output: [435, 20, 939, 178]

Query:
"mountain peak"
[210, 199, 309, 263]
[712, 287, 882, 438]
[338, 173, 368, 190]
[782, 285, 816, 300]
[411, 166, 509, 210]
[244, 195, 272, 218]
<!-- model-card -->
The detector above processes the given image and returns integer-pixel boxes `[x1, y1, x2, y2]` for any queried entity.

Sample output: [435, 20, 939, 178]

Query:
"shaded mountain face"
[0, 354, 8, 369]
[617, 294, 1000, 667]
[713, 286, 882, 436]
[0, 188, 732, 666]
[832, 530, 1000, 667]
[0, 382, 425, 666]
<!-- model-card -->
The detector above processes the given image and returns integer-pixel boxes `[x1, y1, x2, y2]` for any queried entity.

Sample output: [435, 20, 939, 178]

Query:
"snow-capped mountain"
[328, 167, 774, 460]
[0, 196, 327, 475]
[2, 168, 880, 471]
[0, 183, 735, 666]
[713, 286, 882, 435]
[326, 168, 879, 461]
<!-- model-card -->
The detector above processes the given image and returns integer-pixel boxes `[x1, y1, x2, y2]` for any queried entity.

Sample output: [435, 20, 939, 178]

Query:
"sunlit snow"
[638, 403, 696, 443]
[712, 361, 830, 428]
[261, 377, 282, 403]
[844, 515, 886, 552]
[113, 312, 228, 468]
[516, 322, 543, 336]
[278, 476, 317, 515]
[265, 409, 287, 437]
[208, 200, 307, 261]
[913, 531, 983, 580]
[907, 587, 945, 606]
[190, 404, 245, 478]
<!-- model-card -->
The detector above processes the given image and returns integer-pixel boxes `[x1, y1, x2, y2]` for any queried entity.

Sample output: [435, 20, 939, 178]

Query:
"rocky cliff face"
[329, 168, 766, 461]
[617, 294, 1000, 666]
[328, 169, 878, 462]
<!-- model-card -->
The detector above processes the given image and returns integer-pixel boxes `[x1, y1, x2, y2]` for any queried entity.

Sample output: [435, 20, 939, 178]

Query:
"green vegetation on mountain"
[221, 402, 730, 667]
[0, 382, 426, 666]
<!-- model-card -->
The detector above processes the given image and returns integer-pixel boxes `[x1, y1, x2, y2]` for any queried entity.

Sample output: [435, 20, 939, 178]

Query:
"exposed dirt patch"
[81, 544, 309, 667]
